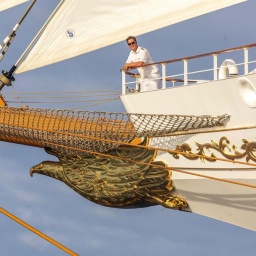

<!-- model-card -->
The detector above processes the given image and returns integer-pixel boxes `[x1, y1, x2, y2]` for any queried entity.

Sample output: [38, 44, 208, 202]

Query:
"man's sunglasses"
[128, 42, 136, 45]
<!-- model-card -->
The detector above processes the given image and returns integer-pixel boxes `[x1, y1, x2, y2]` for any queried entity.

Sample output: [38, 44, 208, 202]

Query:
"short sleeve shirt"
[126, 46, 159, 77]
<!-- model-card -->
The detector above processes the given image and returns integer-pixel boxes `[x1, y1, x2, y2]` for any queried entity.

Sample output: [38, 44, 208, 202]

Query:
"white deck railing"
[121, 43, 256, 95]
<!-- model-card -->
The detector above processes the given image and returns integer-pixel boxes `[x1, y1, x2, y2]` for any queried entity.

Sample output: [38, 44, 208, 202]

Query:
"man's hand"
[122, 64, 131, 71]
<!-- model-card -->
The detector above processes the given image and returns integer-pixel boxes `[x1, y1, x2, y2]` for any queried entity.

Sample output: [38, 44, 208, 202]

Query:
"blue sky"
[0, 1, 256, 255]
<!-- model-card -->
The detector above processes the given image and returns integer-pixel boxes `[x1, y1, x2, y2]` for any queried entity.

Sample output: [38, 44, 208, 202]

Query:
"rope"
[0, 207, 78, 256]
[0, 107, 255, 188]
[70, 97, 120, 109]
[3, 90, 121, 94]
[9, 84, 22, 107]
[53, 129, 256, 168]
[1, 115, 255, 168]
[6, 97, 119, 104]
[3, 90, 121, 108]
[5, 94, 120, 99]
[39, 139, 256, 190]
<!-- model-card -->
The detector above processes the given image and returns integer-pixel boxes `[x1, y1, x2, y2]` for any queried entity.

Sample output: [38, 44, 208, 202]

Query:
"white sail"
[16, 0, 247, 74]
[0, 0, 28, 12]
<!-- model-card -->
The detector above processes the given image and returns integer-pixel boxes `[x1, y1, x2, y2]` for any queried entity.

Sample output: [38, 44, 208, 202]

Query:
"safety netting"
[0, 107, 229, 153]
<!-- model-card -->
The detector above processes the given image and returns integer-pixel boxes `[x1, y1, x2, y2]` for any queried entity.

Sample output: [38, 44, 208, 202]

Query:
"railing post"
[161, 63, 166, 89]
[121, 70, 126, 95]
[135, 75, 140, 91]
[213, 54, 218, 80]
[140, 67, 145, 92]
[244, 47, 249, 75]
[183, 59, 188, 85]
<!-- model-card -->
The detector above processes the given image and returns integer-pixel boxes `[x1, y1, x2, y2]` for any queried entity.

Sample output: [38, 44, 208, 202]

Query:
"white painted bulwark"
[121, 69, 256, 230]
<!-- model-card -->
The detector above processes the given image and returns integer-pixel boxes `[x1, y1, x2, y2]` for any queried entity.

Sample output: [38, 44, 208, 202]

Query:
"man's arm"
[122, 61, 144, 71]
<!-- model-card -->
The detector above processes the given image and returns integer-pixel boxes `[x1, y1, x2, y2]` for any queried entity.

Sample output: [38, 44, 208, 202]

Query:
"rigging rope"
[6, 97, 120, 104]
[37, 139, 256, 190]
[5, 94, 120, 99]
[1, 118, 255, 168]
[0, 106, 255, 189]
[3, 90, 121, 97]
[0, 207, 78, 256]
[69, 97, 121, 109]
[3, 90, 121, 108]
[9, 84, 23, 107]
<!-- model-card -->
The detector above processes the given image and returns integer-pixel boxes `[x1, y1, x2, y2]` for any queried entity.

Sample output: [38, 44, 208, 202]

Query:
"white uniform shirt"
[126, 46, 159, 78]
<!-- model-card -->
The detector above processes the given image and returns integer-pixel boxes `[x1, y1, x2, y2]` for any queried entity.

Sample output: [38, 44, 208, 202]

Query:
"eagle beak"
[30, 163, 43, 177]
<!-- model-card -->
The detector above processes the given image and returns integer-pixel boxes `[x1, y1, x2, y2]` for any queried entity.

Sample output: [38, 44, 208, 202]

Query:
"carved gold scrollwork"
[170, 136, 256, 163]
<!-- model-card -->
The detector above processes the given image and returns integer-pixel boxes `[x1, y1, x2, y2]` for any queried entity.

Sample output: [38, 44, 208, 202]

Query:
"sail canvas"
[16, 0, 247, 73]
[0, 0, 28, 12]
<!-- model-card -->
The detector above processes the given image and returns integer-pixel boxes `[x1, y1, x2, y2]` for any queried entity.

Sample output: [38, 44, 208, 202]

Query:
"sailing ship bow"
[1, 0, 254, 231]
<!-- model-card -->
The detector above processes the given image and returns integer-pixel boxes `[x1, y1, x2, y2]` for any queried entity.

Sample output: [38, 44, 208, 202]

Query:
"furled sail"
[0, 0, 28, 12]
[16, 0, 247, 74]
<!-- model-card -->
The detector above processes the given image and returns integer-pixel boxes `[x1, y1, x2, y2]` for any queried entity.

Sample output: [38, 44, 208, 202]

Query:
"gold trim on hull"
[171, 136, 256, 163]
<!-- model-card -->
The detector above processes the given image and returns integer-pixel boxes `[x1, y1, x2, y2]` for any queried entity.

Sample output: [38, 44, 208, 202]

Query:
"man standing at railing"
[122, 36, 160, 92]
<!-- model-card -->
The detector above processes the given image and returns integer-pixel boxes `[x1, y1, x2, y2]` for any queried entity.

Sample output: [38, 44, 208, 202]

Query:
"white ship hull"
[121, 72, 256, 230]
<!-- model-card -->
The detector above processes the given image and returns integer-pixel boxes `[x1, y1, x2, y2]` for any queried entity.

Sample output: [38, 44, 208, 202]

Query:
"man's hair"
[126, 36, 137, 44]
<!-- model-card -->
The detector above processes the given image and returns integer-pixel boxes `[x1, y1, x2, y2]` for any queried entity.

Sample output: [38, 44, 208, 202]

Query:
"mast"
[0, 0, 37, 91]
[0, 2, 34, 62]
[0, 0, 66, 93]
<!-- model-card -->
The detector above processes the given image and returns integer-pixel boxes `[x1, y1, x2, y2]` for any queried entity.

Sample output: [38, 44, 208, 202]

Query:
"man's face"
[127, 39, 138, 52]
